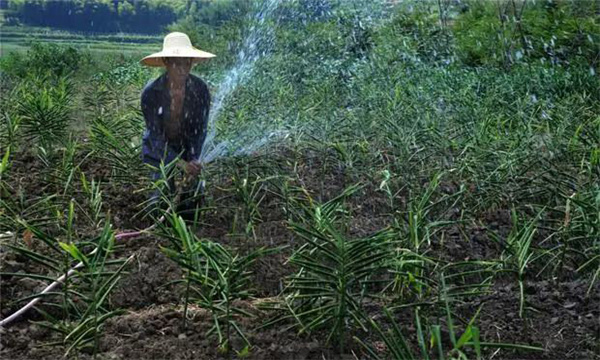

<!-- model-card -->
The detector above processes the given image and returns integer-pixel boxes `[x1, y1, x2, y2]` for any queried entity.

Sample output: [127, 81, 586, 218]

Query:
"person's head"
[140, 32, 216, 68]
[163, 57, 193, 77]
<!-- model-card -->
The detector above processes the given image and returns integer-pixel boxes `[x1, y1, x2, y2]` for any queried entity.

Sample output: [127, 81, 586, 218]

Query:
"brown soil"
[1, 150, 599, 360]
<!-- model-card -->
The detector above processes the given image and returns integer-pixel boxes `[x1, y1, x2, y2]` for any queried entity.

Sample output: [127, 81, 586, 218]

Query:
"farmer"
[139, 32, 215, 215]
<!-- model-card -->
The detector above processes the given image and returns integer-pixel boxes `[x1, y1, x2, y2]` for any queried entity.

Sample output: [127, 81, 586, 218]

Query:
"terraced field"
[1, 16, 161, 57]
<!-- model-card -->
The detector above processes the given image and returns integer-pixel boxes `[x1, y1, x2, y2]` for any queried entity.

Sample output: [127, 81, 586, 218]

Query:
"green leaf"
[236, 345, 251, 358]
[59, 242, 89, 267]
[0, 146, 10, 176]
[456, 324, 473, 349]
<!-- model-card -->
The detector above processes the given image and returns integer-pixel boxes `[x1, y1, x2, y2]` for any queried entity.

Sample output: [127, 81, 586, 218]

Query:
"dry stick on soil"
[0, 218, 165, 328]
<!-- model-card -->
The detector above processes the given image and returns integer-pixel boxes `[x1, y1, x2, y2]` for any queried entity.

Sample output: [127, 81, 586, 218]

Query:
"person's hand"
[185, 161, 201, 177]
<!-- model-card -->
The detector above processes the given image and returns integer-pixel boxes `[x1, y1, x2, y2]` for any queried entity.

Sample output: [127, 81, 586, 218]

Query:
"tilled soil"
[1, 152, 599, 360]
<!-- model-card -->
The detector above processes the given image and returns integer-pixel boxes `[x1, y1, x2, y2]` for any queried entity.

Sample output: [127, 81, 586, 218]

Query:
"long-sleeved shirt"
[140, 72, 210, 168]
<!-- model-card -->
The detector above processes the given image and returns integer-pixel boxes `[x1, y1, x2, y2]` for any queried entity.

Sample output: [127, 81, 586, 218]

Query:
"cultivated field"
[1, 1, 598, 359]
[1, 8, 159, 57]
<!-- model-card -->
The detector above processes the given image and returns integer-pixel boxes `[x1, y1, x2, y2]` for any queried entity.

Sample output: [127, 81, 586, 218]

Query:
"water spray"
[198, 0, 284, 165]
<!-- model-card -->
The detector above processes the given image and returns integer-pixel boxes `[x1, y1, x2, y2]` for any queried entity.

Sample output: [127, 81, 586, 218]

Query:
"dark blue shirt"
[141, 72, 210, 168]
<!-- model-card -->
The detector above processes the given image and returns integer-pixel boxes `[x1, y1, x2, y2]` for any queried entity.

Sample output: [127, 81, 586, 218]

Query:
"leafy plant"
[355, 302, 542, 359]
[230, 172, 267, 241]
[79, 173, 104, 230]
[498, 209, 543, 318]
[137, 158, 180, 220]
[0, 111, 22, 151]
[41, 223, 130, 357]
[88, 111, 144, 181]
[1, 218, 129, 357]
[569, 188, 600, 296]
[16, 74, 72, 149]
[388, 172, 463, 301]
[276, 192, 393, 353]
[161, 214, 270, 354]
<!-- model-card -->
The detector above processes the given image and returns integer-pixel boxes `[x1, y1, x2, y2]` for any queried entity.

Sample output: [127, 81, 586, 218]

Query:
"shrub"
[92, 60, 153, 87]
[0, 42, 91, 79]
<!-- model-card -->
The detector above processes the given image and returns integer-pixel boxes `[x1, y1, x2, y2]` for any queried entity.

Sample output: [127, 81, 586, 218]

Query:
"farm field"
[0, 7, 160, 57]
[0, 1, 599, 359]
[0, 24, 159, 56]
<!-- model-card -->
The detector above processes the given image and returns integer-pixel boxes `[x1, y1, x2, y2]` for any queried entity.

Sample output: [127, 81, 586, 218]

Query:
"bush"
[92, 60, 154, 87]
[0, 42, 91, 79]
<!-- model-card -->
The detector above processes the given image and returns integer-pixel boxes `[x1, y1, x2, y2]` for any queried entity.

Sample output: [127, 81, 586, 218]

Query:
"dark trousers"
[149, 169, 205, 220]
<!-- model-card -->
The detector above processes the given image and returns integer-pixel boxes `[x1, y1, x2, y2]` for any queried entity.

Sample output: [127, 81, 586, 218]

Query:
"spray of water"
[198, 0, 282, 164]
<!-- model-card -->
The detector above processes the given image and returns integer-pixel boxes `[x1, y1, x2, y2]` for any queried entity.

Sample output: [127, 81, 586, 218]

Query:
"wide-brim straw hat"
[140, 32, 216, 67]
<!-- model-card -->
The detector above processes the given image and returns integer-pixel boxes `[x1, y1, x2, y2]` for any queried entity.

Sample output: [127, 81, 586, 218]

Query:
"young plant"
[497, 209, 543, 318]
[43, 223, 130, 357]
[79, 173, 104, 230]
[162, 214, 270, 354]
[137, 158, 180, 220]
[230, 171, 267, 242]
[567, 188, 600, 296]
[0, 145, 11, 187]
[161, 213, 202, 330]
[404, 172, 463, 251]
[390, 172, 463, 300]
[16, 74, 72, 149]
[355, 302, 542, 359]
[199, 241, 268, 354]
[0, 190, 60, 231]
[1, 219, 129, 357]
[88, 111, 144, 181]
[280, 197, 393, 353]
[0, 111, 21, 151]
[578, 242, 600, 297]
[377, 169, 404, 211]
[55, 135, 87, 195]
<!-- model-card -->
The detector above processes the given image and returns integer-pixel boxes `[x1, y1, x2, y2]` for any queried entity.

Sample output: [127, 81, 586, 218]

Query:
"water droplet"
[542, 111, 550, 120]
[515, 50, 523, 60]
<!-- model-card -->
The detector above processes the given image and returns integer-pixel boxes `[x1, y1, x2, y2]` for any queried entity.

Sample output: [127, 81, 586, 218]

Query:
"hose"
[0, 217, 165, 328]
[0, 170, 201, 327]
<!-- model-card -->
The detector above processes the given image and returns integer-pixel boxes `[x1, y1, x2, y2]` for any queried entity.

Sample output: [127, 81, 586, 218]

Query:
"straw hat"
[140, 32, 216, 67]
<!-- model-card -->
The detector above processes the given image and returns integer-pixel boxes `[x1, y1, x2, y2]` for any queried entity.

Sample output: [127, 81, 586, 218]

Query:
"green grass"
[1, 25, 160, 57]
